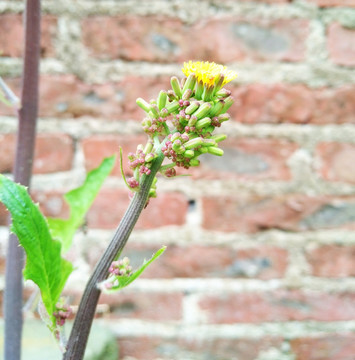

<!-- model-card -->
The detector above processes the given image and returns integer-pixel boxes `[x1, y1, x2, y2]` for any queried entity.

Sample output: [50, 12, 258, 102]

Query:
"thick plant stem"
[64, 153, 165, 360]
[4, 1, 41, 360]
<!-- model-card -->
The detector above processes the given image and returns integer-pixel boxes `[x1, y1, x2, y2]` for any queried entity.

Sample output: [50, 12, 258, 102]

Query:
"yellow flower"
[182, 61, 237, 87]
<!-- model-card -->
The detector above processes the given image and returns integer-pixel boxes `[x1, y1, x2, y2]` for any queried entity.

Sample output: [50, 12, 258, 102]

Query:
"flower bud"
[209, 100, 224, 117]
[198, 146, 208, 154]
[182, 89, 193, 101]
[195, 117, 211, 130]
[195, 80, 204, 99]
[184, 137, 203, 150]
[193, 102, 212, 120]
[185, 101, 200, 115]
[157, 90, 168, 111]
[184, 150, 195, 158]
[221, 96, 234, 114]
[207, 146, 224, 156]
[144, 142, 153, 154]
[216, 88, 231, 98]
[188, 115, 198, 127]
[136, 98, 151, 113]
[211, 134, 227, 143]
[149, 104, 160, 118]
[202, 139, 217, 147]
[170, 76, 182, 98]
[217, 113, 230, 123]
[145, 153, 156, 162]
[189, 158, 200, 167]
[182, 73, 196, 94]
[166, 100, 180, 114]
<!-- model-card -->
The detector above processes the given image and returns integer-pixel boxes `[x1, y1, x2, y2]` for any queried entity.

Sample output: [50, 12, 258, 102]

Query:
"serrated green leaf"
[0, 175, 73, 328]
[47, 155, 116, 253]
[100, 246, 166, 293]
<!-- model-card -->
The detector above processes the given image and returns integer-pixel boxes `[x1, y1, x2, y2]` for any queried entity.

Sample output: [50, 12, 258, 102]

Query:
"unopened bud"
[136, 98, 151, 113]
[157, 91, 168, 111]
[188, 115, 198, 127]
[182, 89, 192, 101]
[209, 100, 224, 117]
[195, 117, 211, 130]
[185, 101, 200, 115]
[202, 139, 217, 147]
[184, 137, 203, 150]
[189, 158, 200, 167]
[193, 102, 212, 120]
[207, 146, 224, 156]
[184, 150, 195, 158]
[182, 73, 196, 94]
[211, 134, 227, 143]
[221, 96, 234, 114]
[216, 88, 231, 98]
[166, 100, 180, 114]
[170, 76, 182, 98]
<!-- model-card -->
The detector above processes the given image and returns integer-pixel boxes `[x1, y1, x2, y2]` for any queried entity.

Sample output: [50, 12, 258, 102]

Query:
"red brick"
[0, 14, 57, 58]
[230, 84, 355, 124]
[81, 134, 146, 176]
[34, 134, 74, 174]
[0, 134, 16, 173]
[307, 0, 355, 6]
[0, 203, 8, 226]
[291, 335, 355, 360]
[202, 194, 355, 233]
[99, 292, 183, 321]
[87, 189, 188, 229]
[0, 75, 172, 120]
[316, 143, 355, 183]
[118, 336, 283, 360]
[0, 133, 73, 174]
[328, 23, 355, 66]
[31, 190, 69, 219]
[199, 290, 355, 323]
[82, 16, 309, 63]
[180, 138, 297, 180]
[307, 245, 355, 278]
[122, 244, 288, 279]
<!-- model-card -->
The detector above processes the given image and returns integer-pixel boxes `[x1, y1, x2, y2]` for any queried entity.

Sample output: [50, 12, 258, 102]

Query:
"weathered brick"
[82, 16, 309, 63]
[122, 244, 288, 279]
[316, 143, 355, 184]
[31, 190, 69, 219]
[230, 84, 355, 124]
[182, 138, 297, 180]
[0, 14, 57, 58]
[202, 194, 355, 233]
[307, 0, 355, 6]
[81, 134, 146, 176]
[290, 334, 355, 360]
[0, 75, 172, 120]
[0, 133, 73, 174]
[307, 245, 355, 278]
[118, 336, 283, 360]
[199, 290, 355, 323]
[328, 23, 355, 66]
[87, 189, 188, 229]
[99, 292, 183, 321]
[34, 134, 74, 174]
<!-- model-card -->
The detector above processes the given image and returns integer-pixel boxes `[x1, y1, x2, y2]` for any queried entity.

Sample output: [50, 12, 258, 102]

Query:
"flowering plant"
[0, 61, 236, 360]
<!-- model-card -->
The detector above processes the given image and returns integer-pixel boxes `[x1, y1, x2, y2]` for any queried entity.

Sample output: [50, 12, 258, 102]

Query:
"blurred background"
[1, 0, 355, 359]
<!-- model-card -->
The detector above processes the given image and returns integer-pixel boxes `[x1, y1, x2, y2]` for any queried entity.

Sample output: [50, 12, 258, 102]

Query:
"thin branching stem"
[63, 152, 165, 360]
[4, 1, 41, 359]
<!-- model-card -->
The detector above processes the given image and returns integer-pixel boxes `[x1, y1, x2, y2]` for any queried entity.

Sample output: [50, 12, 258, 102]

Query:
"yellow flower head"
[182, 61, 237, 88]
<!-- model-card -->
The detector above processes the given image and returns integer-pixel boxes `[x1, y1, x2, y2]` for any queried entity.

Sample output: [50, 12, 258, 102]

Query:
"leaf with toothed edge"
[0, 174, 73, 328]
[98, 246, 166, 293]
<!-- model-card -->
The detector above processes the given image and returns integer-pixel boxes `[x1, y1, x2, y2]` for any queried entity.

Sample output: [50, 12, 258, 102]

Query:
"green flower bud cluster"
[125, 62, 236, 198]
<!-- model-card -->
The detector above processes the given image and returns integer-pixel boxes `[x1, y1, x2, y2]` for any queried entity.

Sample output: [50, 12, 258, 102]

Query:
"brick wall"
[1, 1, 355, 359]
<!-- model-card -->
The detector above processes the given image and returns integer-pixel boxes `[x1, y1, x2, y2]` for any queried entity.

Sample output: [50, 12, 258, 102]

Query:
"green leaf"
[0, 175, 73, 327]
[99, 246, 166, 293]
[47, 155, 116, 253]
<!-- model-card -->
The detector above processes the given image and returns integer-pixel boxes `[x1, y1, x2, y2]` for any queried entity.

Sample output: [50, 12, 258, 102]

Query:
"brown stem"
[4, 1, 41, 360]
[63, 153, 165, 360]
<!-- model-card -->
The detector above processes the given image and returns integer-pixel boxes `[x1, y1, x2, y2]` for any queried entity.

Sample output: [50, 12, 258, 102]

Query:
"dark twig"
[4, 1, 41, 359]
